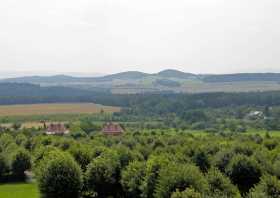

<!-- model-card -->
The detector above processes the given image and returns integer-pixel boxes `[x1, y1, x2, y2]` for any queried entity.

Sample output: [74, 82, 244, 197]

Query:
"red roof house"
[102, 122, 124, 135]
[46, 123, 69, 135]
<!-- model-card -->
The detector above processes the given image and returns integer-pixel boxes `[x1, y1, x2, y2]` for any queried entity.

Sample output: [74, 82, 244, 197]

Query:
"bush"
[171, 188, 202, 198]
[248, 175, 280, 198]
[154, 163, 208, 198]
[141, 155, 172, 198]
[121, 161, 146, 197]
[192, 148, 210, 172]
[11, 149, 31, 180]
[213, 149, 235, 173]
[84, 150, 121, 197]
[0, 154, 9, 179]
[69, 145, 92, 171]
[37, 151, 82, 198]
[206, 168, 241, 198]
[226, 155, 262, 194]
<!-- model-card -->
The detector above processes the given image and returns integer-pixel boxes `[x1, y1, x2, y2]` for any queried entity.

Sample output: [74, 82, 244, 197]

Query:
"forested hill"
[2, 83, 280, 108]
[0, 83, 109, 105]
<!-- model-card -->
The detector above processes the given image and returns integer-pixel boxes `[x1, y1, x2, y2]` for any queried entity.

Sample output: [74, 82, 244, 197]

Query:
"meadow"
[0, 183, 39, 198]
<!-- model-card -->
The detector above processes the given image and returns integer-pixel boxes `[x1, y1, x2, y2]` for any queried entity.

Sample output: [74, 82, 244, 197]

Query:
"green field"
[0, 183, 39, 198]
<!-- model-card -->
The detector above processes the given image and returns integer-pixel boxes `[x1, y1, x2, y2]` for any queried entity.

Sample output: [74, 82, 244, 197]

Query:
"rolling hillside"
[2, 70, 280, 93]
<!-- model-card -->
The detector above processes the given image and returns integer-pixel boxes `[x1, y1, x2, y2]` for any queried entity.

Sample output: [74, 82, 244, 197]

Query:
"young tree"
[192, 148, 211, 173]
[155, 163, 209, 198]
[11, 149, 31, 180]
[0, 154, 8, 180]
[121, 161, 146, 198]
[226, 155, 262, 194]
[171, 188, 202, 198]
[248, 175, 280, 198]
[141, 155, 171, 198]
[84, 150, 121, 197]
[206, 168, 241, 198]
[37, 151, 82, 198]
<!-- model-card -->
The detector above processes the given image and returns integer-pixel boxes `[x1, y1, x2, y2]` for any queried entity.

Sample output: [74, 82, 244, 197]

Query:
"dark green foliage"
[37, 151, 82, 198]
[192, 148, 210, 172]
[155, 164, 208, 198]
[0, 154, 8, 179]
[11, 149, 31, 179]
[226, 155, 262, 194]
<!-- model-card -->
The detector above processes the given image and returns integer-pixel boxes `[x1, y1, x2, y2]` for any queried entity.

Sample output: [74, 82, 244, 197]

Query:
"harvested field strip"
[0, 103, 121, 116]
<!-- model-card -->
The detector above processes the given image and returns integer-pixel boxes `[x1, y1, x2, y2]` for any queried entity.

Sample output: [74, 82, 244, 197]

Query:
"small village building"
[247, 111, 264, 120]
[46, 123, 69, 135]
[102, 122, 124, 135]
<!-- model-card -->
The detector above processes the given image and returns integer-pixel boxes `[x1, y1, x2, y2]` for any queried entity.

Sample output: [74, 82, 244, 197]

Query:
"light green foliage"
[206, 168, 241, 198]
[171, 188, 202, 198]
[248, 175, 280, 198]
[141, 154, 172, 198]
[121, 161, 146, 198]
[154, 163, 209, 198]
[85, 150, 121, 197]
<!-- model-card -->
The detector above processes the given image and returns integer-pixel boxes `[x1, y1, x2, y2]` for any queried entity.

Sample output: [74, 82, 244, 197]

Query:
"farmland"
[0, 103, 120, 116]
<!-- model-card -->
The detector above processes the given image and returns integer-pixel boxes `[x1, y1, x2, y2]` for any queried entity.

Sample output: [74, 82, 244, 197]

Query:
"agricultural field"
[0, 183, 39, 198]
[0, 103, 120, 116]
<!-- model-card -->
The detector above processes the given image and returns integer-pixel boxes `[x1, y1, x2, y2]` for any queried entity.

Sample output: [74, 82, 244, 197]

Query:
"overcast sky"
[0, 0, 280, 76]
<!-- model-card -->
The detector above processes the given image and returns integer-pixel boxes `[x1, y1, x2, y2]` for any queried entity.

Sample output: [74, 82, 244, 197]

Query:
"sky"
[0, 0, 280, 76]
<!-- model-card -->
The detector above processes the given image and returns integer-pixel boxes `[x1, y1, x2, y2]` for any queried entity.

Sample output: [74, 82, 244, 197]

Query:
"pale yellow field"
[0, 103, 121, 116]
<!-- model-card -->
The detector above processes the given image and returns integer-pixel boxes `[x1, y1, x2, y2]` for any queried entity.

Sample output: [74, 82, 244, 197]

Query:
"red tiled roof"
[102, 122, 123, 135]
[46, 123, 67, 134]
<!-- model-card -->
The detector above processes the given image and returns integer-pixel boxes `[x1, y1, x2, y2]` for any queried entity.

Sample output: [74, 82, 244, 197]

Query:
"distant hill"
[95, 71, 150, 81]
[157, 69, 197, 79]
[2, 70, 280, 94]
[202, 73, 280, 82]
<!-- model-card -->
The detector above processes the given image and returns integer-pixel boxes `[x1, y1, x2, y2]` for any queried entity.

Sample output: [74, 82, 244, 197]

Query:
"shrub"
[154, 163, 208, 198]
[206, 168, 241, 198]
[11, 149, 31, 180]
[213, 149, 235, 173]
[192, 148, 210, 172]
[84, 150, 121, 197]
[37, 151, 82, 198]
[69, 145, 92, 171]
[226, 155, 262, 194]
[0, 154, 9, 179]
[248, 175, 280, 198]
[171, 188, 202, 198]
[121, 161, 146, 197]
[141, 155, 171, 198]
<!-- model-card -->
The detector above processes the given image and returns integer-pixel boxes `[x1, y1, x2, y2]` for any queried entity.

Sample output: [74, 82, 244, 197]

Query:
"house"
[247, 111, 264, 120]
[102, 122, 124, 135]
[46, 123, 69, 135]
